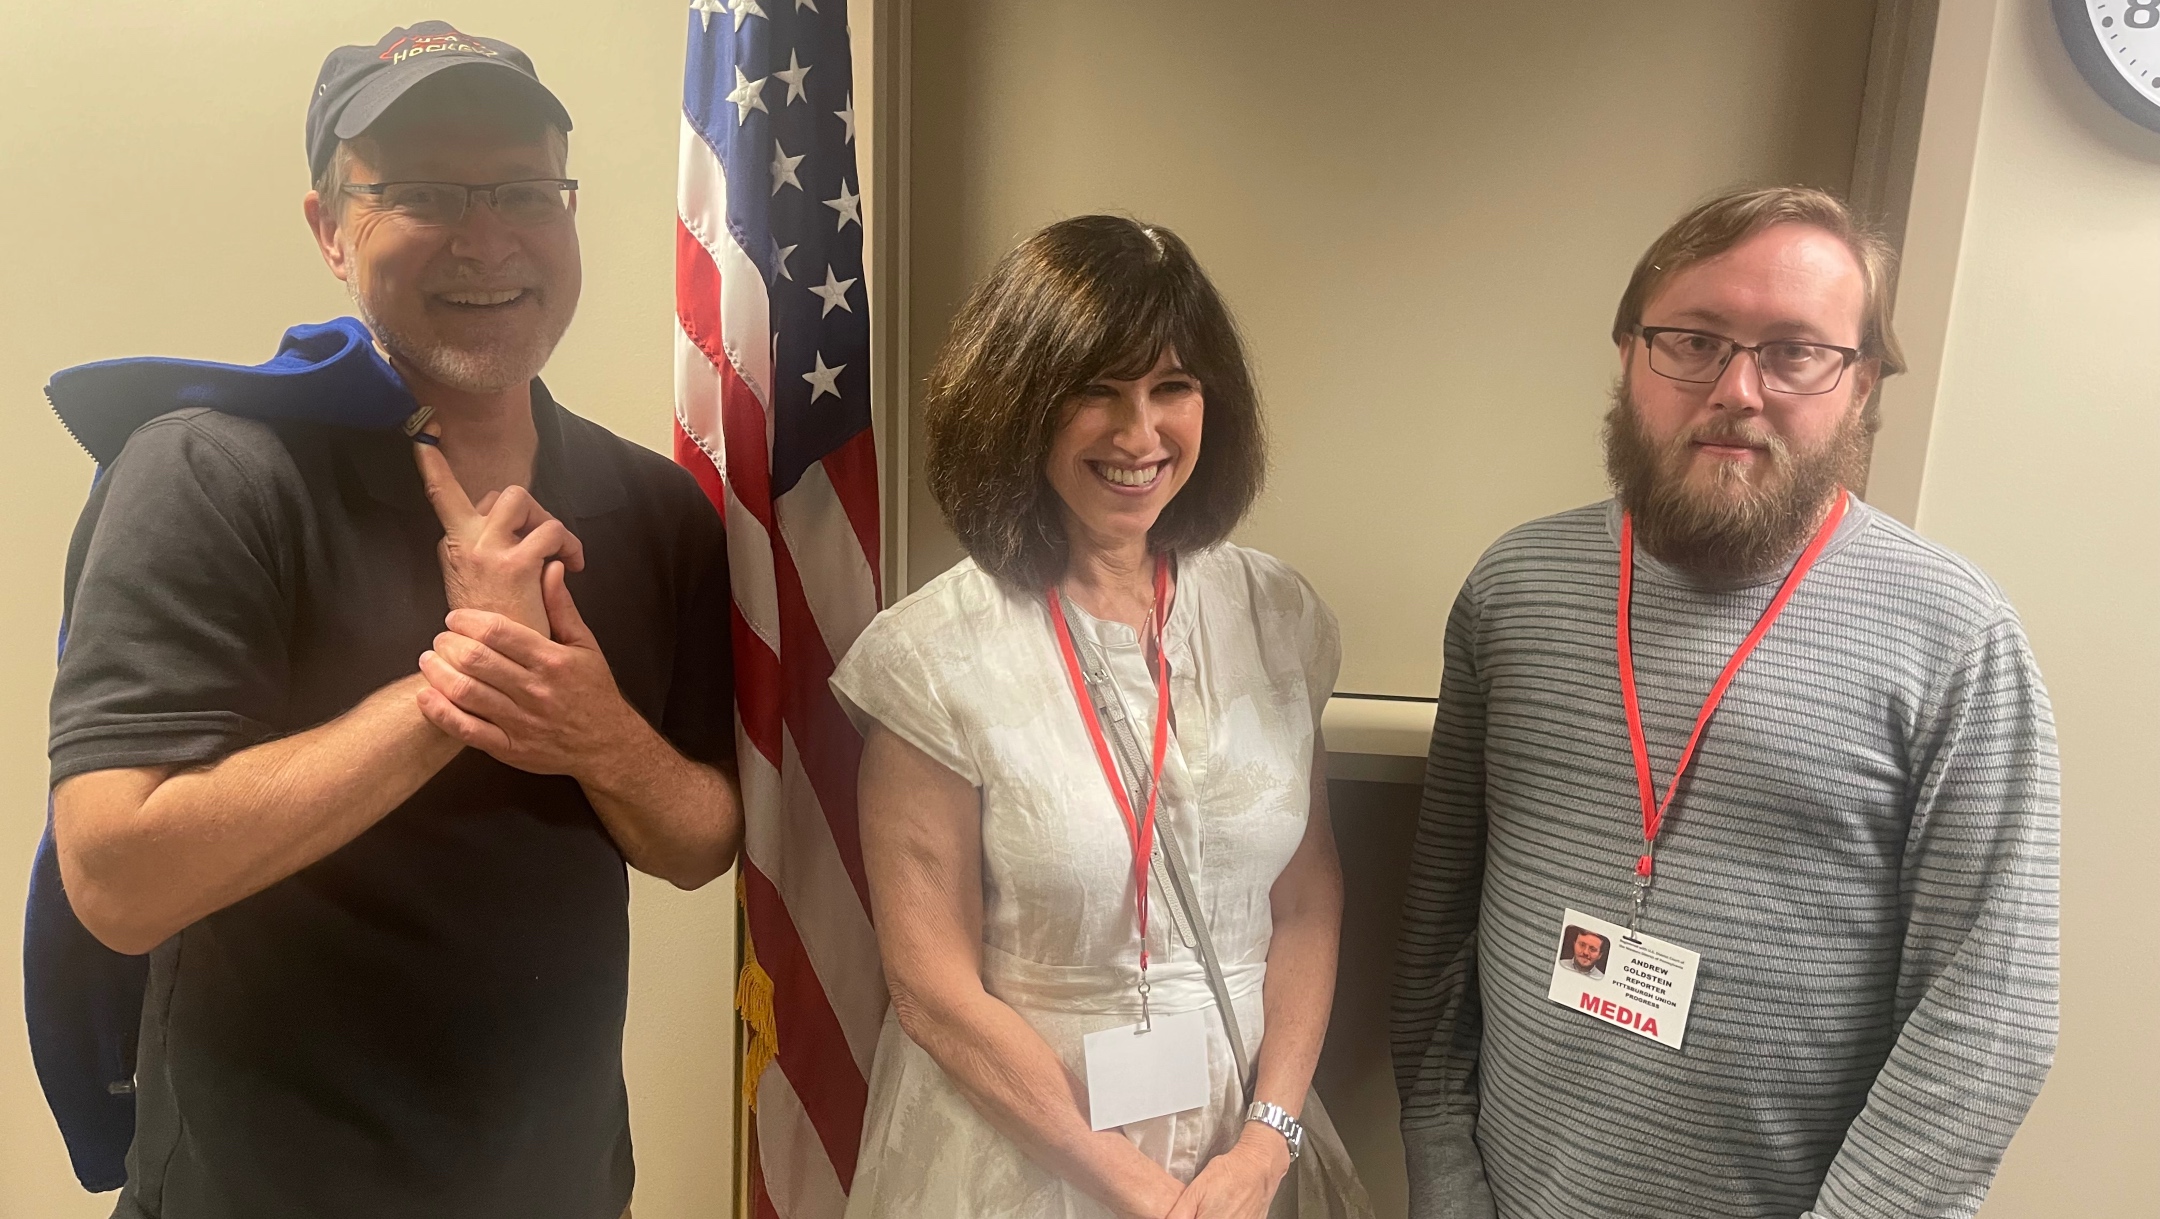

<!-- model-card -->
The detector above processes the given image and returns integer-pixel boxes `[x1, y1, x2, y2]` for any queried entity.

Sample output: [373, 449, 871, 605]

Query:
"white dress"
[829, 543, 1340, 1218]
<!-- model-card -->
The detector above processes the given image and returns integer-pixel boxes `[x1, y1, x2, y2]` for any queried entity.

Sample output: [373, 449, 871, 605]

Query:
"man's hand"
[1163, 1124, 1290, 1219]
[413, 434, 583, 636]
[415, 561, 643, 781]
[417, 562, 743, 888]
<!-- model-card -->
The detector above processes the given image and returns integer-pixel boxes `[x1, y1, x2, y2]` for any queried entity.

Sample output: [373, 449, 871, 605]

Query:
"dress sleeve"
[1295, 571, 1342, 727]
[49, 414, 294, 784]
[830, 605, 980, 787]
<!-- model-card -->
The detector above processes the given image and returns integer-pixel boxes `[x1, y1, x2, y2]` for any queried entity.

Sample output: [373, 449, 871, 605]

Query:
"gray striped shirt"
[1391, 499, 2059, 1219]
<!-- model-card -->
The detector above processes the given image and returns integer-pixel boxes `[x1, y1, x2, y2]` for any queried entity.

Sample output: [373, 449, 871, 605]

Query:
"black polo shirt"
[48, 384, 733, 1219]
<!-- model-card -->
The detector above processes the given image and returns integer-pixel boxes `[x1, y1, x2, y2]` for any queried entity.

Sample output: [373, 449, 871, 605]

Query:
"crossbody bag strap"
[1153, 804, 1255, 1105]
[1056, 597, 1256, 1103]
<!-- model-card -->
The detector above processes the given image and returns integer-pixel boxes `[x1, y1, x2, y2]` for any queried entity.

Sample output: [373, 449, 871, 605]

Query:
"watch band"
[1244, 1100, 1304, 1162]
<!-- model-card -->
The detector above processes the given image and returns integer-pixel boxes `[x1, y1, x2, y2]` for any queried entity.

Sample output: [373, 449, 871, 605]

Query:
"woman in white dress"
[832, 217, 1367, 1219]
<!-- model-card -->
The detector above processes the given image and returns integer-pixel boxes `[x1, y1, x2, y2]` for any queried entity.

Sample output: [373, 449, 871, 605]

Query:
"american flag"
[673, 2, 884, 1215]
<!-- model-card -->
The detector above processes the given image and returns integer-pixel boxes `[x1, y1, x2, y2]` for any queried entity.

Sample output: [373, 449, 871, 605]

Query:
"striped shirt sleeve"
[1392, 584, 1498, 1219]
[1806, 613, 2060, 1218]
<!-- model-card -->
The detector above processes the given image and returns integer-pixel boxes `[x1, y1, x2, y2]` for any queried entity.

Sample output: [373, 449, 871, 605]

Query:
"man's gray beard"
[347, 277, 569, 395]
[1601, 373, 1869, 584]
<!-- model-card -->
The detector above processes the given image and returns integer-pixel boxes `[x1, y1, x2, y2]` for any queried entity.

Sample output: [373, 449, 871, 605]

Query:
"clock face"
[2058, 0, 2160, 132]
[2085, 2, 2160, 104]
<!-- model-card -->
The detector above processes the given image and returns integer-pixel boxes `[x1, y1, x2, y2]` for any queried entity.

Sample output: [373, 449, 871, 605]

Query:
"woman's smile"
[1088, 459, 1170, 493]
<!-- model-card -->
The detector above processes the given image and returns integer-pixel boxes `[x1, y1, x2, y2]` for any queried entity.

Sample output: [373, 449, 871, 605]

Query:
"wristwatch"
[1244, 1100, 1304, 1163]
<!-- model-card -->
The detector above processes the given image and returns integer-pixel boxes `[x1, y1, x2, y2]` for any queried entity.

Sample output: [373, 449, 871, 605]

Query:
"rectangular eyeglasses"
[1636, 325, 1860, 396]
[341, 179, 578, 229]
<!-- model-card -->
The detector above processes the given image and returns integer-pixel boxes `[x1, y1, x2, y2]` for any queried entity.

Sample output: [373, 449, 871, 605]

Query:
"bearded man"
[1391, 187, 2059, 1219]
[46, 23, 738, 1218]
[1556, 929, 1605, 979]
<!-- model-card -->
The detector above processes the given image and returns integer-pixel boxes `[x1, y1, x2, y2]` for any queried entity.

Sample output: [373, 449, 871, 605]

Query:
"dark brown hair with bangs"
[923, 216, 1265, 589]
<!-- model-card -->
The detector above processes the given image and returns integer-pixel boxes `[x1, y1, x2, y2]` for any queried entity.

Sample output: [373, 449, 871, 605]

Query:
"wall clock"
[2054, 0, 2160, 133]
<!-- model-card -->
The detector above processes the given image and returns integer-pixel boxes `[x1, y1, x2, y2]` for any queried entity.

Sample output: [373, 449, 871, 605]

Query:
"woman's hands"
[1163, 1123, 1291, 1219]
[1110, 1158, 1190, 1219]
[862, 725, 1195, 1214]
[1160, 737, 1339, 1217]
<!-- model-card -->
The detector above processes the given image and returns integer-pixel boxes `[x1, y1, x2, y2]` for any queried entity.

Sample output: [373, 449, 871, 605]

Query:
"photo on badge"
[1557, 923, 1611, 980]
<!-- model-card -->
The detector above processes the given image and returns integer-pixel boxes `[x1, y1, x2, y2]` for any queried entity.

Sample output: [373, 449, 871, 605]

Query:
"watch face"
[2058, 0, 2160, 131]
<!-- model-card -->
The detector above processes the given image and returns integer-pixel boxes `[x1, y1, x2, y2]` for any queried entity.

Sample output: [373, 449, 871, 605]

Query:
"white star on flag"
[835, 95, 856, 144]
[774, 50, 812, 105]
[823, 178, 861, 231]
[690, 0, 728, 32]
[770, 141, 805, 195]
[732, 0, 766, 30]
[808, 265, 857, 317]
[727, 67, 769, 125]
[794, 0, 819, 11]
[802, 351, 845, 400]
[768, 237, 799, 283]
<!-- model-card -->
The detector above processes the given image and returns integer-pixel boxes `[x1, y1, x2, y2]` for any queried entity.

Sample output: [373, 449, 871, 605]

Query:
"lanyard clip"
[1135, 964, 1152, 1034]
[1630, 852, 1655, 932]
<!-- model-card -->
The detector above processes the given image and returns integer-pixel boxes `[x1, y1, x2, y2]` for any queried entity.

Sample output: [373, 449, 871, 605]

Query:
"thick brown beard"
[1601, 372, 1868, 584]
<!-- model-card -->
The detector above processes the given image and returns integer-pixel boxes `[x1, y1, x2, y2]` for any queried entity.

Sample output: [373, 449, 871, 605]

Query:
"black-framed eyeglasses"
[341, 179, 578, 228]
[1635, 325, 1861, 396]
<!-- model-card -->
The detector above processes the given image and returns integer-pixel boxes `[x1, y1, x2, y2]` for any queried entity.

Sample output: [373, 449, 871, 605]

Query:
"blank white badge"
[1083, 1008, 1212, 1131]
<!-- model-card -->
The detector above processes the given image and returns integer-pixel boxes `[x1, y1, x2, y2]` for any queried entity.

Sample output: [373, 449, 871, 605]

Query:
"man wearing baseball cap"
[46, 22, 739, 1217]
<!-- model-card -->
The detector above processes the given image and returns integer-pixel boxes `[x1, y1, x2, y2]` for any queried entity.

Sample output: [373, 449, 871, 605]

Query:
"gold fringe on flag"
[735, 871, 778, 1113]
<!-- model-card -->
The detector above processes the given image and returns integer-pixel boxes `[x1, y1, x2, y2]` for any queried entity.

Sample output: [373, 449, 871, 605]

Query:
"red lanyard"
[1617, 487, 1849, 901]
[1047, 557, 1173, 977]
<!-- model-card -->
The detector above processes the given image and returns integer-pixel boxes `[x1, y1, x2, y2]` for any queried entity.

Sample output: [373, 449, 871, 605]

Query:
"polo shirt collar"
[351, 378, 628, 522]
[350, 422, 423, 515]
[529, 379, 629, 520]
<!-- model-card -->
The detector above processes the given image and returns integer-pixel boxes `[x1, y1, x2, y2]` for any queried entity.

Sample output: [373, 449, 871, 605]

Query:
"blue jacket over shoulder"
[28, 318, 415, 1191]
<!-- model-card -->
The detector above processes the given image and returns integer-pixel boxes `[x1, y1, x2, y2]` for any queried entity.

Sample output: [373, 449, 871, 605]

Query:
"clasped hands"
[1150, 1121, 1292, 1219]
[410, 437, 643, 779]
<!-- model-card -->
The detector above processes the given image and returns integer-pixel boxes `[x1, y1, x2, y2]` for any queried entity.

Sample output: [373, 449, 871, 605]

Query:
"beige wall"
[905, 0, 1879, 697]
[1907, 2, 2160, 1214]
[0, 5, 761, 1215]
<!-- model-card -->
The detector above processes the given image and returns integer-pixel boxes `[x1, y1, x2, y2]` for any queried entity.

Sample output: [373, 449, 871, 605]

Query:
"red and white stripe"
[673, 113, 886, 1216]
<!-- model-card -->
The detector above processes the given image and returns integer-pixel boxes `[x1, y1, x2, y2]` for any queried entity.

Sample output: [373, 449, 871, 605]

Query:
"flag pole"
[734, 877, 751, 1218]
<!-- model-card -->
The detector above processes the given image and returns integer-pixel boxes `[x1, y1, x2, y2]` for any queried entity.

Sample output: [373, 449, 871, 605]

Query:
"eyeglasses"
[341, 179, 578, 228]
[1636, 326, 1861, 396]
